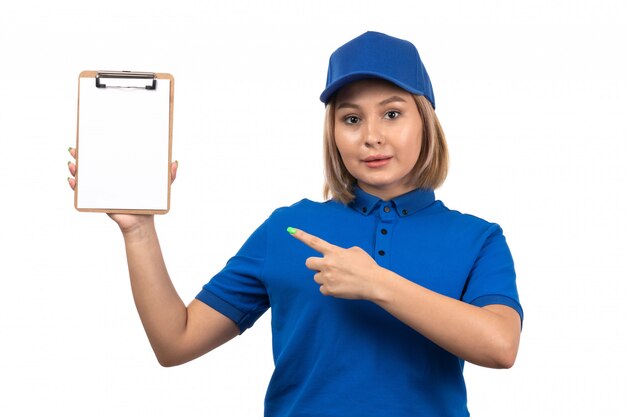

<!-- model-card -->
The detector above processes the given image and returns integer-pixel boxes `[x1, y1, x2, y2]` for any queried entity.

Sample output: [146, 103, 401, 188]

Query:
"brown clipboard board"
[74, 70, 174, 214]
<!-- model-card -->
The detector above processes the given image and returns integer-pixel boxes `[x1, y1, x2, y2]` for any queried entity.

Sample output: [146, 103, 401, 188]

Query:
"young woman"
[68, 31, 522, 417]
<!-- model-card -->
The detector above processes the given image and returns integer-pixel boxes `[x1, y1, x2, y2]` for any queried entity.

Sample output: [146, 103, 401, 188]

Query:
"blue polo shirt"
[196, 187, 523, 417]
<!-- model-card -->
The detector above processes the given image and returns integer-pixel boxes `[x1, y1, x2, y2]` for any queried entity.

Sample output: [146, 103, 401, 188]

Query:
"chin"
[359, 177, 397, 189]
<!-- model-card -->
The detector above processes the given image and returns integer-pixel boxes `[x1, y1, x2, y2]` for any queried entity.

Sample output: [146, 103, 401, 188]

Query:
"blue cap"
[320, 31, 435, 109]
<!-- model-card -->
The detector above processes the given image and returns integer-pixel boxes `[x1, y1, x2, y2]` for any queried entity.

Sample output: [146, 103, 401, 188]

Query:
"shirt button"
[402, 209, 408, 215]
[381, 229, 388, 235]
[378, 250, 386, 256]
[383, 206, 390, 213]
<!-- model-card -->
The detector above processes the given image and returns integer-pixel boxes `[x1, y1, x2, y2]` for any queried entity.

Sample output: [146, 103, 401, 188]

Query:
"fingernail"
[68, 161, 71, 166]
[68, 147, 73, 153]
[67, 177, 71, 182]
[175, 160, 179, 166]
[287, 227, 297, 235]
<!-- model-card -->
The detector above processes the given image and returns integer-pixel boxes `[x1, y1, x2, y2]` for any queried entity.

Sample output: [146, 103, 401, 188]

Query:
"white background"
[1, 1, 625, 416]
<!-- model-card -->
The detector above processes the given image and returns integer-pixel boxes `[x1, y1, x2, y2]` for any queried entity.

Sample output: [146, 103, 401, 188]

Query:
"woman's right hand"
[67, 147, 179, 234]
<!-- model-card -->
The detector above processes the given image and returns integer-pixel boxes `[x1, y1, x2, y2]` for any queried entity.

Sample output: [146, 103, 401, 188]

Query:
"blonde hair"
[323, 95, 449, 204]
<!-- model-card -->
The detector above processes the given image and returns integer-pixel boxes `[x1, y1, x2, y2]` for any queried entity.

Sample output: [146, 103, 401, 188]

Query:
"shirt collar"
[349, 186, 436, 217]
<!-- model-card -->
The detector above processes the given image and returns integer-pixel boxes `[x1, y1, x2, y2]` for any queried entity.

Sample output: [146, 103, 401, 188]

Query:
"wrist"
[120, 217, 156, 243]
[366, 266, 394, 304]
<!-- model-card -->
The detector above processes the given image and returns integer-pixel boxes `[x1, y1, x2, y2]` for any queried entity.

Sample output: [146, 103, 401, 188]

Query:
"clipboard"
[74, 70, 174, 214]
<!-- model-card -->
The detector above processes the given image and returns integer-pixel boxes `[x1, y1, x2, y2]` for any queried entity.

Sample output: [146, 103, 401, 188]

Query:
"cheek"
[335, 144, 357, 171]
[396, 127, 423, 161]
[334, 129, 359, 159]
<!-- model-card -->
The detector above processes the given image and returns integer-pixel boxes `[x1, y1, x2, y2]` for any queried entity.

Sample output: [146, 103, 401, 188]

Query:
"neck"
[357, 183, 418, 201]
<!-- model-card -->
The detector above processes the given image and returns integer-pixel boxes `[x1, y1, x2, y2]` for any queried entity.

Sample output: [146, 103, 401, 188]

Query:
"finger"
[171, 160, 178, 183]
[319, 285, 329, 296]
[287, 227, 339, 255]
[68, 147, 76, 159]
[305, 256, 324, 271]
[68, 161, 76, 177]
[313, 272, 324, 285]
[67, 177, 76, 190]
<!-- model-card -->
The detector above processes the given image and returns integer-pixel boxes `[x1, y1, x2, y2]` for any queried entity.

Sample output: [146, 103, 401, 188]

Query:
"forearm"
[121, 220, 188, 362]
[370, 268, 520, 368]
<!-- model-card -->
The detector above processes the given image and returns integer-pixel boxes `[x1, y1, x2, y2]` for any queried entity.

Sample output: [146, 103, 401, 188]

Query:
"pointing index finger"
[287, 227, 338, 254]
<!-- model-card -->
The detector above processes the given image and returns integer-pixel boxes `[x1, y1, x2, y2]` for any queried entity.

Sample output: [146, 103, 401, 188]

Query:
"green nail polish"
[287, 227, 297, 235]
[68, 161, 71, 165]
[68, 147, 72, 153]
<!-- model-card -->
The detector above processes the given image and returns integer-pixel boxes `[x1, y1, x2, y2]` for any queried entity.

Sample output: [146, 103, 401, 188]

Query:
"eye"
[344, 115, 360, 125]
[385, 110, 400, 119]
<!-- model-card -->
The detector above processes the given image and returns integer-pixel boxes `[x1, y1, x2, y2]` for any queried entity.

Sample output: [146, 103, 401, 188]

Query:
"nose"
[364, 118, 384, 147]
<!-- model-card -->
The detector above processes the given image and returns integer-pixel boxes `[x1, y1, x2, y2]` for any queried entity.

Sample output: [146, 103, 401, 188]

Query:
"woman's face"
[334, 79, 423, 201]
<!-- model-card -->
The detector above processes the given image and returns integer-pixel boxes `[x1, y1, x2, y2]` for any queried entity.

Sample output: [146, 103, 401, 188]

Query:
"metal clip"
[95, 71, 157, 90]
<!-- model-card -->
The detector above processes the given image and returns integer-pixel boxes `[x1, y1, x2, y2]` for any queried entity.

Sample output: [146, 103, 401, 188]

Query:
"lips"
[363, 155, 392, 168]
[364, 154, 392, 162]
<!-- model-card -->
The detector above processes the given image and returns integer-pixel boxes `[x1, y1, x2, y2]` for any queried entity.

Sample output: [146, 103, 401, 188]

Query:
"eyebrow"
[336, 95, 407, 110]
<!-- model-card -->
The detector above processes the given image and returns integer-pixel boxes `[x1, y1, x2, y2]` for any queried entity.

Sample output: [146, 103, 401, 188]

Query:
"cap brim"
[320, 72, 425, 104]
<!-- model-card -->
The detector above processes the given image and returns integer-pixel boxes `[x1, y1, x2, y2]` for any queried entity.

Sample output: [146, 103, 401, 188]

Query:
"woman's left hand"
[288, 228, 381, 300]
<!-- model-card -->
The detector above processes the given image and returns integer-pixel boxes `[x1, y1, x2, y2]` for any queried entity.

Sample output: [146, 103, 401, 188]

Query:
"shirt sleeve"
[196, 219, 270, 334]
[461, 223, 524, 322]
